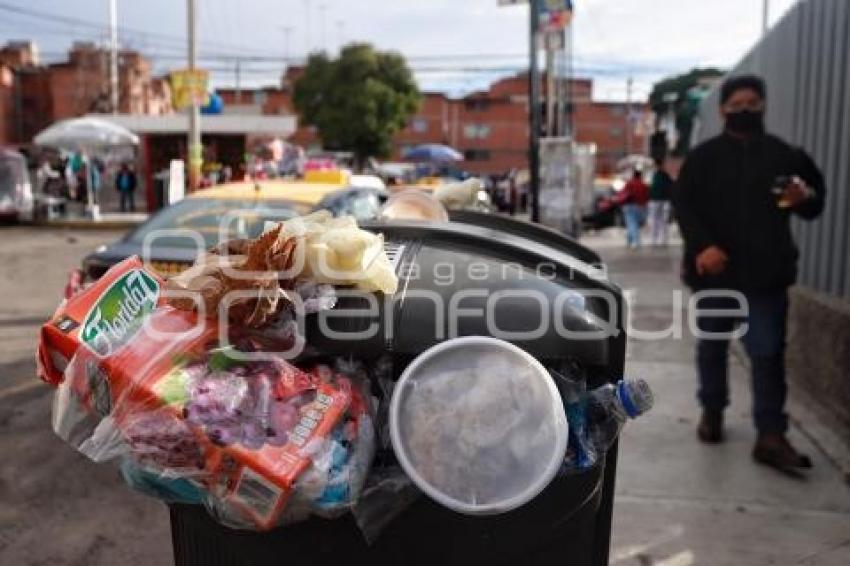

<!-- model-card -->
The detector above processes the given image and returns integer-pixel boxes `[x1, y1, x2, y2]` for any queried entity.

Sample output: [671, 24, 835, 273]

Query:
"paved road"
[0, 225, 847, 565]
[0, 226, 172, 566]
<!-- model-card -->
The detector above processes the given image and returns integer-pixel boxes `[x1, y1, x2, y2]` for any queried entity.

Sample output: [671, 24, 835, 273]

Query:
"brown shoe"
[697, 410, 724, 443]
[753, 433, 813, 476]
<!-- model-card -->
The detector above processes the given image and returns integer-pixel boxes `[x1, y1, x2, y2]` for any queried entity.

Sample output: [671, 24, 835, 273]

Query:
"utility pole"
[762, 0, 770, 35]
[319, 4, 328, 53]
[280, 26, 293, 72]
[187, 0, 201, 191]
[109, 0, 119, 113]
[625, 76, 633, 156]
[529, 0, 541, 223]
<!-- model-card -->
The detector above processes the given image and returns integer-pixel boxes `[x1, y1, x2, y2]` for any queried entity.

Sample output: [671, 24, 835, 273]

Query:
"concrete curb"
[31, 217, 146, 230]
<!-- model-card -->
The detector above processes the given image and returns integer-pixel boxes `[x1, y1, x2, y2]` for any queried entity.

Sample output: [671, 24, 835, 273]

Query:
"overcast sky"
[1, 0, 801, 101]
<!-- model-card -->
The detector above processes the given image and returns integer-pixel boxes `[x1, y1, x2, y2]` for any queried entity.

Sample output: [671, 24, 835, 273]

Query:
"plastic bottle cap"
[389, 336, 568, 516]
[617, 379, 653, 418]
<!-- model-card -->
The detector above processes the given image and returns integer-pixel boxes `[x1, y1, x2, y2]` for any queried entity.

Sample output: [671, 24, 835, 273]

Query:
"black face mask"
[725, 109, 765, 134]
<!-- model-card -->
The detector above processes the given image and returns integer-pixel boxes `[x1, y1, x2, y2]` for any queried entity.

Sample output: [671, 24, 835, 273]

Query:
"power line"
[0, 0, 270, 56]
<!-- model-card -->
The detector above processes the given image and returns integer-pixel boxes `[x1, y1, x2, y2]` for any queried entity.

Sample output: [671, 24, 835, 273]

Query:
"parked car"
[79, 181, 387, 281]
[582, 178, 623, 231]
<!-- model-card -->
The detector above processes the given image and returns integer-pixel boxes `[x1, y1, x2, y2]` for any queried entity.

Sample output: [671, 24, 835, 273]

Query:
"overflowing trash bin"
[37, 210, 642, 566]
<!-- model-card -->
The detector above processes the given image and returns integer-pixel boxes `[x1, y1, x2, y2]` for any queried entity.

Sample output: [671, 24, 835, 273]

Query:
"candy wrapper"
[40, 252, 377, 532]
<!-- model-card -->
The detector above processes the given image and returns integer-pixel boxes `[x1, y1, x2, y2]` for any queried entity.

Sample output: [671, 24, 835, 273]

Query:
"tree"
[293, 44, 421, 167]
[649, 67, 725, 155]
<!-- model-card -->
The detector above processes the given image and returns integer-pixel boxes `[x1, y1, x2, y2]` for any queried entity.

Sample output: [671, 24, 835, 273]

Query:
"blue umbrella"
[403, 143, 464, 162]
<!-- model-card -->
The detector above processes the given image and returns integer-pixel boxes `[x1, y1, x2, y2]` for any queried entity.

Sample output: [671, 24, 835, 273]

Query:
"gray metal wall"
[695, 0, 850, 299]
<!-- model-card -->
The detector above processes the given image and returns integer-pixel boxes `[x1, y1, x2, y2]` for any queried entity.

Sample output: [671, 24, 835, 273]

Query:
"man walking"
[673, 75, 825, 474]
[116, 162, 137, 212]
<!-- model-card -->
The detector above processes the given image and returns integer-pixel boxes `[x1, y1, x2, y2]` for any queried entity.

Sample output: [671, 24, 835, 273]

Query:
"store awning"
[86, 113, 298, 137]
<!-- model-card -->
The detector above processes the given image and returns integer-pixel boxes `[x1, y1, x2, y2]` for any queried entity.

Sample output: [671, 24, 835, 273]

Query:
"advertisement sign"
[168, 159, 185, 205]
[538, 137, 575, 235]
[170, 69, 210, 110]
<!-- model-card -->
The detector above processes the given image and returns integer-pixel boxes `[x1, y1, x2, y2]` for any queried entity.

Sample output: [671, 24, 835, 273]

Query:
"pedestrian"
[115, 162, 137, 212]
[617, 169, 649, 248]
[647, 158, 674, 246]
[35, 159, 59, 196]
[221, 165, 233, 184]
[673, 74, 825, 474]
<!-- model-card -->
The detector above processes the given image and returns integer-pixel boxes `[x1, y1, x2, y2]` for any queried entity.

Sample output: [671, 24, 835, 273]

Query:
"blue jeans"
[622, 204, 645, 247]
[695, 291, 789, 433]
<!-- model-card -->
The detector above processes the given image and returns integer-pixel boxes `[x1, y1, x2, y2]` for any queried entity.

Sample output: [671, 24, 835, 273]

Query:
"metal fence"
[695, 0, 850, 299]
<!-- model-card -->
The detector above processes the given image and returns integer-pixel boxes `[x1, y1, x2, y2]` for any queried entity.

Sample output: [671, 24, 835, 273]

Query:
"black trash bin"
[169, 216, 627, 566]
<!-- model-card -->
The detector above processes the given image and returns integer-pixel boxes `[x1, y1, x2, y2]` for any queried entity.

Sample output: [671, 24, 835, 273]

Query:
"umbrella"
[34, 117, 139, 218]
[34, 117, 139, 150]
[403, 143, 464, 163]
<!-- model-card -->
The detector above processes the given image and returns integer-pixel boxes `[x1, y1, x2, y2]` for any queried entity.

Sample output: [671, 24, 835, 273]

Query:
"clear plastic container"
[378, 189, 449, 223]
[389, 336, 568, 516]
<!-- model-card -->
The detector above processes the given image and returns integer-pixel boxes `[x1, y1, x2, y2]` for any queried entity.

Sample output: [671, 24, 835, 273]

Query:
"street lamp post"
[109, 0, 119, 114]
[762, 0, 770, 35]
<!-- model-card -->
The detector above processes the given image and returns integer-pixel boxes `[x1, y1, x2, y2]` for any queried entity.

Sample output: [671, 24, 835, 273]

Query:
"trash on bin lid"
[389, 336, 568, 516]
[379, 189, 449, 223]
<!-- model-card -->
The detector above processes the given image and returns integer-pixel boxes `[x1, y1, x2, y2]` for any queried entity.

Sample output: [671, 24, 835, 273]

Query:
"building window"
[464, 149, 491, 161]
[463, 124, 491, 139]
[609, 127, 624, 138]
[464, 98, 491, 111]
[411, 118, 428, 133]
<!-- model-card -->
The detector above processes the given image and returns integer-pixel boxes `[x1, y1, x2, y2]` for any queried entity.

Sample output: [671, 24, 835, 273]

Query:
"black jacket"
[673, 132, 825, 292]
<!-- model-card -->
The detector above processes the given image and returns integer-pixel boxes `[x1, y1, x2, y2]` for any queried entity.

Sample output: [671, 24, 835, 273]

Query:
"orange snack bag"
[38, 256, 165, 386]
[42, 257, 354, 529]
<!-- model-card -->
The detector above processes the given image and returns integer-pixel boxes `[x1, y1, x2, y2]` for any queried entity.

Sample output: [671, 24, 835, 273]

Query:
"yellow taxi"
[80, 180, 387, 280]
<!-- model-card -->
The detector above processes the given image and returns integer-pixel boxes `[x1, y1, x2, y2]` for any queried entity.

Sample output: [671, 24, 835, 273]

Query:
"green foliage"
[293, 44, 421, 165]
[649, 67, 725, 113]
[650, 67, 725, 154]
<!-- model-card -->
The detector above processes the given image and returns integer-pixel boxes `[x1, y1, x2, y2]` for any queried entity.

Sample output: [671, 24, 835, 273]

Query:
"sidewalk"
[582, 228, 850, 566]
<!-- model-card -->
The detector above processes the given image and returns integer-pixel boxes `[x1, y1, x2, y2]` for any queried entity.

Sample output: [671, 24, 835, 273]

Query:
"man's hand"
[777, 176, 814, 208]
[696, 245, 728, 276]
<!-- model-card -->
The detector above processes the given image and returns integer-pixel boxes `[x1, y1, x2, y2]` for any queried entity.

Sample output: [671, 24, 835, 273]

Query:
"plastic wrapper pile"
[37, 212, 396, 532]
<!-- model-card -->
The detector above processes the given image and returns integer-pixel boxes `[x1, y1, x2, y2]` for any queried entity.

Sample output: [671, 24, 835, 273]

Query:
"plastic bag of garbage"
[39, 255, 378, 532]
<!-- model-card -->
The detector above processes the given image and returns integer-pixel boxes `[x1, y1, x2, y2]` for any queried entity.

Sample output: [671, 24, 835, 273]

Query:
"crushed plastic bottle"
[552, 367, 653, 474]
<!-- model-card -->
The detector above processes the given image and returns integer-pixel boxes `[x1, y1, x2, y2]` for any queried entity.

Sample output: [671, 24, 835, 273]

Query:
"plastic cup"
[378, 189, 449, 223]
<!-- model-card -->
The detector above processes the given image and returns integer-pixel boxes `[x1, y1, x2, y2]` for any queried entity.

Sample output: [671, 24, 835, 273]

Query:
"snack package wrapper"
[40, 256, 376, 531]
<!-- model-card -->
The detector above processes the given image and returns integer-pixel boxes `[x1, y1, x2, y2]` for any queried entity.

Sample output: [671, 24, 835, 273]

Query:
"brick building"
[0, 41, 172, 146]
[217, 66, 320, 150]
[197, 67, 649, 177]
[392, 73, 648, 176]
